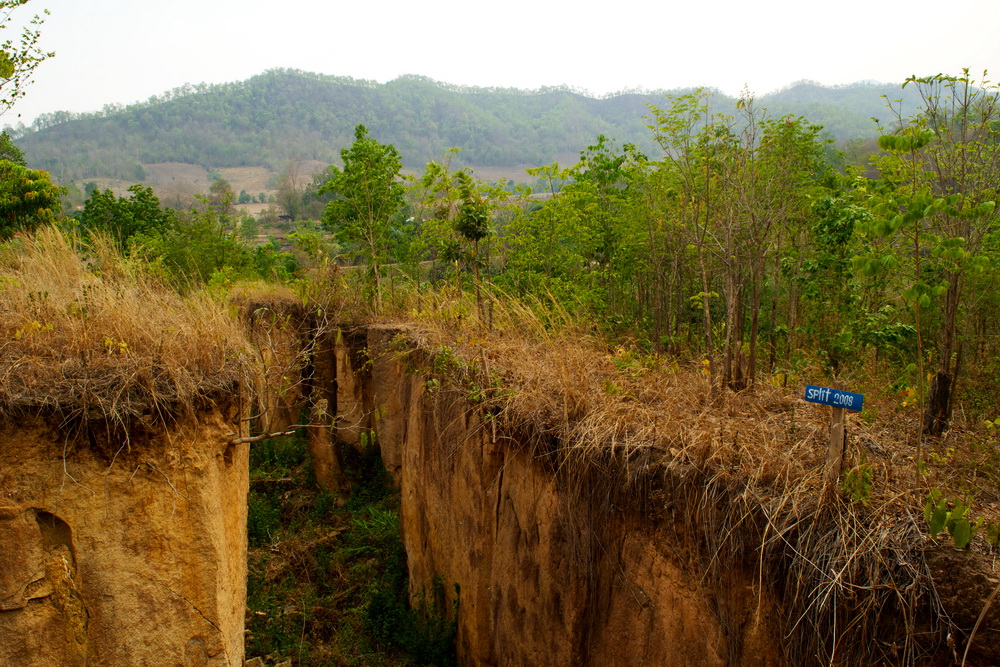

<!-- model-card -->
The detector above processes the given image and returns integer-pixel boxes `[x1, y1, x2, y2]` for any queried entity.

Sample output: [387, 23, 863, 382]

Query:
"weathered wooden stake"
[826, 406, 846, 484]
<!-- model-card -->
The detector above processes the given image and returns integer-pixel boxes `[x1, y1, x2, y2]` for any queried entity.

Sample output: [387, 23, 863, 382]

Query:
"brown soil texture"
[0, 410, 248, 666]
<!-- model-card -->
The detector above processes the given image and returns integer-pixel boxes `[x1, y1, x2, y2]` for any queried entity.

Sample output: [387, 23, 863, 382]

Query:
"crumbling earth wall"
[333, 325, 785, 666]
[0, 409, 247, 667]
[305, 321, 1000, 665]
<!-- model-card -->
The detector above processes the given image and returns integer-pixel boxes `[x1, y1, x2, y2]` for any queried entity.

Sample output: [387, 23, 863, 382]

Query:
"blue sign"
[804, 385, 864, 412]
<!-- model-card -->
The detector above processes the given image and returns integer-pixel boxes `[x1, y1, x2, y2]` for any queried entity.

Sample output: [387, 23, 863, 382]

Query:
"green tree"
[239, 213, 259, 239]
[275, 160, 305, 221]
[795, 191, 869, 372]
[136, 206, 253, 286]
[412, 151, 478, 287]
[568, 135, 645, 326]
[646, 92, 829, 384]
[0, 129, 24, 164]
[208, 176, 236, 222]
[859, 70, 1000, 436]
[301, 166, 337, 220]
[504, 138, 647, 331]
[289, 220, 339, 268]
[719, 105, 826, 387]
[0, 159, 61, 238]
[454, 175, 493, 322]
[79, 184, 173, 251]
[647, 91, 719, 360]
[502, 161, 594, 301]
[319, 124, 404, 310]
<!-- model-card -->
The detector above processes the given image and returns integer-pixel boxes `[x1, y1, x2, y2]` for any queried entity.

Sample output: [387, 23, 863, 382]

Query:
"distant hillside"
[11, 69, 921, 184]
[761, 79, 925, 139]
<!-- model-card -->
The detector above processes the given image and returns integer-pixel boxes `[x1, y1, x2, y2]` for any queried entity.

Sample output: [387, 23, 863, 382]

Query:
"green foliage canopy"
[134, 205, 297, 287]
[78, 184, 173, 251]
[0, 159, 60, 238]
[319, 124, 404, 307]
[0, 129, 24, 165]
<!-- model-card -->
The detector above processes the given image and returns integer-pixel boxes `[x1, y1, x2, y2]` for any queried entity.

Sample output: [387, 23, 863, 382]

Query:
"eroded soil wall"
[0, 410, 248, 666]
[335, 326, 784, 666]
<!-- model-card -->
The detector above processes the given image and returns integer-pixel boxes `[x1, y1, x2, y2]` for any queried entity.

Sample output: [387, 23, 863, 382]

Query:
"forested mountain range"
[11, 69, 922, 183]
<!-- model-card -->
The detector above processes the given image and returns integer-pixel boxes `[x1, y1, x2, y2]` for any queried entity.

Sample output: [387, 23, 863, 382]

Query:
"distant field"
[217, 166, 272, 193]
[73, 157, 541, 211]
[143, 162, 211, 194]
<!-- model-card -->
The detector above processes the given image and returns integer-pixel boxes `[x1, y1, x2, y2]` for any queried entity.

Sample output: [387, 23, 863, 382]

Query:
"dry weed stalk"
[0, 228, 253, 441]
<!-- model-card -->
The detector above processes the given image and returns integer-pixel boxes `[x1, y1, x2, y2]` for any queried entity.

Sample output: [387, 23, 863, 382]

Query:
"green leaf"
[0, 52, 14, 80]
[928, 499, 949, 538]
[986, 522, 1000, 547]
[878, 135, 898, 151]
[951, 518, 973, 548]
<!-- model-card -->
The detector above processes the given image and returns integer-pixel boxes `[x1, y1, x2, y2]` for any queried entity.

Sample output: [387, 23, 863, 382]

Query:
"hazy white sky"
[4, 0, 1000, 127]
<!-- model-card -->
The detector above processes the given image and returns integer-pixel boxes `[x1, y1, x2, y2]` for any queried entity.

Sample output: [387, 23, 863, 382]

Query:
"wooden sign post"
[804, 385, 865, 484]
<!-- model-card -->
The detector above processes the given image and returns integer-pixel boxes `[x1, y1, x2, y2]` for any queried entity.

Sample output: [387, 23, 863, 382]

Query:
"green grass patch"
[245, 436, 457, 666]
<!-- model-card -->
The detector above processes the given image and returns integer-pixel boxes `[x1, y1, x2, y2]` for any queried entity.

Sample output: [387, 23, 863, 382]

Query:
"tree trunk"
[923, 372, 953, 436]
[473, 239, 484, 327]
[698, 249, 713, 354]
[747, 261, 764, 385]
[766, 248, 782, 372]
[723, 266, 737, 388]
[924, 273, 961, 435]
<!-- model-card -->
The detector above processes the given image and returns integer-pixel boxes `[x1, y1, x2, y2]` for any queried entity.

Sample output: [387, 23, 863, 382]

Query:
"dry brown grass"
[378, 287, 1000, 665]
[0, 227, 253, 438]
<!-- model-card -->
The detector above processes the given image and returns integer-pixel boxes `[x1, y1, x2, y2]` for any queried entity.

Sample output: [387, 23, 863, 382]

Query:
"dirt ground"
[152, 161, 331, 201]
